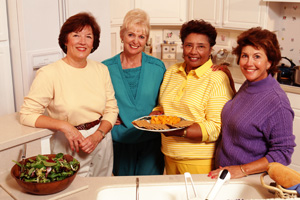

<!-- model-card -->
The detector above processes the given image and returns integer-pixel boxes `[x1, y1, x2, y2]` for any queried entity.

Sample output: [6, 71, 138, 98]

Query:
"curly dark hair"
[58, 12, 100, 54]
[180, 19, 217, 47]
[232, 27, 281, 76]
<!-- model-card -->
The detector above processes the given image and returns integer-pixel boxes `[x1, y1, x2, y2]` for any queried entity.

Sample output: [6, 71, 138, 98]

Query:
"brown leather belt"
[75, 117, 102, 130]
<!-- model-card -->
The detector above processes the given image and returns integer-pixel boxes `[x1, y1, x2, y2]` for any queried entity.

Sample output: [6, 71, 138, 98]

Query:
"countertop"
[0, 172, 287, 200]
[0, 113, 53, 151]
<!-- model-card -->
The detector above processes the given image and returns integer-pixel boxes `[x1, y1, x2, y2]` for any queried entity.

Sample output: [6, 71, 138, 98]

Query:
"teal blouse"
[102, 52, 166, 144]
[123, 66, 141, 99]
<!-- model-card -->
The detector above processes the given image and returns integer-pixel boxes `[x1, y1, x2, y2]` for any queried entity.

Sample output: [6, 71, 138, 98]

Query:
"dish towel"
[287, 184, 300, 195]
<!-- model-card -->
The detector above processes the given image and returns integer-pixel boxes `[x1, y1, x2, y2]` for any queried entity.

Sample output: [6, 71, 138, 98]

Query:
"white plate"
[132, 115, 187, 132]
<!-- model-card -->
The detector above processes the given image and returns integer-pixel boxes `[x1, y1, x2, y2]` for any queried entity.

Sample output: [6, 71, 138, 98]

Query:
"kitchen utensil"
[136, 177, 139, 200]
[277, 57, 296, 81]
[11, 154, 80, 195]
[21, 143, 27, 173]
[206, 169, 231, 200]
[294, 66, 300, 85]
[213, 49, 230, 65]
[184, 172, 200, 200]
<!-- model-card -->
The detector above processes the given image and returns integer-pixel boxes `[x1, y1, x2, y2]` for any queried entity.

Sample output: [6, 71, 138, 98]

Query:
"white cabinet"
[189, 0, 222, 27]
[110, 26, 123, 55]
[263, 0, 300, 2]
[136, 0, 187, 25]
[110, 0, 187, 25]
[286, 92, 300, 171]
[189, 0, 281, 31]
[110, 0, 135, 25]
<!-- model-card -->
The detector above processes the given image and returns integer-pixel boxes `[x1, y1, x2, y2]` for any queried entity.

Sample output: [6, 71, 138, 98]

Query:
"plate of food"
[132, 115, 194, 132]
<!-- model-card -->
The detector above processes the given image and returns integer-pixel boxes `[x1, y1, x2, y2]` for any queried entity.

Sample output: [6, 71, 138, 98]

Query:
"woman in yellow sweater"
[19, 12, 119, 177]
[151, 20, 233, 174]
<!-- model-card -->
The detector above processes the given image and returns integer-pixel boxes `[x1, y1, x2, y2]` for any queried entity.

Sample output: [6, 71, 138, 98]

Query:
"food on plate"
[12, 153, 80, 183]
[167, 120, 194, 128]
[132, 115, 194, 131]
[150, 115, 181, 125]
[132, 119, 169, 130]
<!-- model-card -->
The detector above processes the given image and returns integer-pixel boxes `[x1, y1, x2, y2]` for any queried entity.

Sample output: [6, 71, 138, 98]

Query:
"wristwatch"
[97, 129, 106, 138]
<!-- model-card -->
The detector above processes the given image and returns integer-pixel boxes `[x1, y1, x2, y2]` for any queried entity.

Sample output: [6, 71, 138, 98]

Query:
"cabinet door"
[110, 0, 135, 25]
[136, 0, 187, 25]
[189, 0, 223, 27]
[223, 0, 267, 29]
[286, 92, 300, 171]
[110, 26, 123, 55]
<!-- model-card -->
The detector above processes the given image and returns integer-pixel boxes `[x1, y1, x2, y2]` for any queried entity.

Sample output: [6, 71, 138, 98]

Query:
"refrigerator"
[0, 0, 15, 116]
[6, 0, 111, 113]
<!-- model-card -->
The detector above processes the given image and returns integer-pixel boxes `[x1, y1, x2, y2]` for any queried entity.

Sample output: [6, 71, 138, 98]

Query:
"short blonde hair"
[120, 8, 150, 40]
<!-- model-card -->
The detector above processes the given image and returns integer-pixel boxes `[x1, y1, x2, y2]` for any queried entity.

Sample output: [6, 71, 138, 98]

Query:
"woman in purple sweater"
[209, 27, 296, 179]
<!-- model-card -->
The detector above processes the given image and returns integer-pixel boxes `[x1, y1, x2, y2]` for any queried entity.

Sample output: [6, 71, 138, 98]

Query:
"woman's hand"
[208, 165, 247, 179]
[211, 64, 236, 94]
[78, 120, 112, 154]
[162, 129, 182, 137]
[149, 111, 164, 116]
[79, 131, 102, 154]
[115, 116, 123, 125]
[60, 121, 85, 152]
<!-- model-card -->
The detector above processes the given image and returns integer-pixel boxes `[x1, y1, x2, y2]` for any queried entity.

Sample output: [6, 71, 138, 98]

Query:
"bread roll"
[267, 162, 300, 188]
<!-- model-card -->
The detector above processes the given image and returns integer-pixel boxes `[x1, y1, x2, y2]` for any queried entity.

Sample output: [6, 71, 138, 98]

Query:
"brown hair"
[58, 12, 100, 54]
[232, 27, 281, 76]
[180, 19, 217, 47]
[120, 8, 150, 41]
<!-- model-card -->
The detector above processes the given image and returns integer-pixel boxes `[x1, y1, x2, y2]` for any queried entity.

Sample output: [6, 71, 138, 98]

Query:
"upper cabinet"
[110, 0, 187, 26]
[263, 0, 300, 2]
[189, 0, 281, 31]
[110, 0, 135, 25]
[189, 0, 222, 27]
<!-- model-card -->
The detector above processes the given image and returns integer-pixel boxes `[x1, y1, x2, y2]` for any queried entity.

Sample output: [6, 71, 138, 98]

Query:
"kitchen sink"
[96, 182, 274, 200]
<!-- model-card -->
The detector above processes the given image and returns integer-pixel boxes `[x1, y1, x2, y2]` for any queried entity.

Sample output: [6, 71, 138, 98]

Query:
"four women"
[20, 10, 296, 178]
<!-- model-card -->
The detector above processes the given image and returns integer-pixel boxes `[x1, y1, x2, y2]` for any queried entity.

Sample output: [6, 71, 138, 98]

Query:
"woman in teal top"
[102, 9, 165, 175]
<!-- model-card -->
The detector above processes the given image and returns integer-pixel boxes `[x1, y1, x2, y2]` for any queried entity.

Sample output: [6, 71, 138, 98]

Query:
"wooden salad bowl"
[11, 154, 80, 195]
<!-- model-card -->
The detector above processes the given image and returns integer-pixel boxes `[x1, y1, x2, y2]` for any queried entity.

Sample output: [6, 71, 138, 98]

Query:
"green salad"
[13, 153, 80, 183]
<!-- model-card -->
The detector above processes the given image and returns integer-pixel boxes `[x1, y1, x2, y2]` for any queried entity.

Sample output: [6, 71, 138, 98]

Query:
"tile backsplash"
[278, 3, 300, 65]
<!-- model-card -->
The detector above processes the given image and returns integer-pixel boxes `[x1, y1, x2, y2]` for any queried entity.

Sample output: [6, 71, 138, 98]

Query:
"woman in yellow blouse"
[151, 20, 233, 174]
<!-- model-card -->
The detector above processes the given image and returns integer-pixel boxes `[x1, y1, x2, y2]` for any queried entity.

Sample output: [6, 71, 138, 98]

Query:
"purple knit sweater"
[215, 74, 296, 167]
